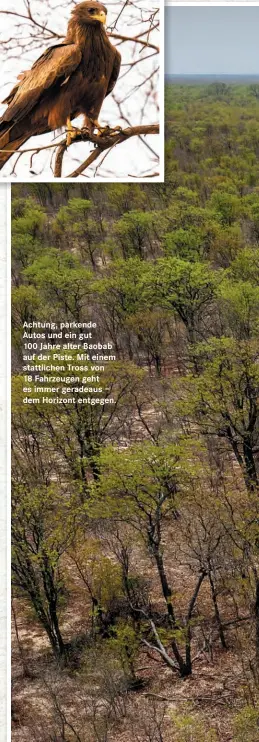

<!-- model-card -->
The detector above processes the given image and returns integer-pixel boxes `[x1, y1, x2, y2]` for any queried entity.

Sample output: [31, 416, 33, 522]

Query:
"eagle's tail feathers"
[0, 125, 28, 170]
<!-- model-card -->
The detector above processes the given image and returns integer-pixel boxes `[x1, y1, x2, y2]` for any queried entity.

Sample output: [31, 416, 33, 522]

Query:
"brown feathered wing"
[0, 43, 82, 169]
[106, 49, 121, 97]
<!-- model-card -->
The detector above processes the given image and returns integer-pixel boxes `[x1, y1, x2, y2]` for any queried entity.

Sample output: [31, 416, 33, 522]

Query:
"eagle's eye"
[88, 8, 96, 13]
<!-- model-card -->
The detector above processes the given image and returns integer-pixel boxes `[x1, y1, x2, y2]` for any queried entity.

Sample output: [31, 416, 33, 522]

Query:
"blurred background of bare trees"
[0, 0, 161, 179]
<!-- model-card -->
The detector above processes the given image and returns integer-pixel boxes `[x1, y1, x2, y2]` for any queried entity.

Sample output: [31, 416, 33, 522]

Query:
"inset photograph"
[0, 1, 163, 181]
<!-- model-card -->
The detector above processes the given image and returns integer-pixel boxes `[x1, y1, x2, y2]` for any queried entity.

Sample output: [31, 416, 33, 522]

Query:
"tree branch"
[66, 124, 159, 179]
[53, 141, 67, 178]
[0, 124, 159, 178]
[109, 32, 159, 53]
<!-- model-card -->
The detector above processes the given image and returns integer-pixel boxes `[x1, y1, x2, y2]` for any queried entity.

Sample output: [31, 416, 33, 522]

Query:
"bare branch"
[109, 32, 159, 53]
[67, 124, 160, 178]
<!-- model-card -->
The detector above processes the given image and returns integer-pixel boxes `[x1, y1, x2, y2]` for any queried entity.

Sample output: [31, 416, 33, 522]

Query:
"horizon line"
[166, 72, 259, 76]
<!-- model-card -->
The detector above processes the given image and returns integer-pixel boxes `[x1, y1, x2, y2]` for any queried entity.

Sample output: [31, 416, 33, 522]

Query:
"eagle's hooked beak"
[95, 10, 106, 25]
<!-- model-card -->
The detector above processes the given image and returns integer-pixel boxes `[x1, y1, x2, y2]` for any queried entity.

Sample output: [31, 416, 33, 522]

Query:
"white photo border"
[0, 2, 165, 184]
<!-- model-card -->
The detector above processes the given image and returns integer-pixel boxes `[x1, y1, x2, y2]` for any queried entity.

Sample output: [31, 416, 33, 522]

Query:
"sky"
[165, 6, 259, 76]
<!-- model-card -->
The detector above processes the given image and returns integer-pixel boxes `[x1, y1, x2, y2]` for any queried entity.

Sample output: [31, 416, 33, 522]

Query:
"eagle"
[0, 1, 121, 170]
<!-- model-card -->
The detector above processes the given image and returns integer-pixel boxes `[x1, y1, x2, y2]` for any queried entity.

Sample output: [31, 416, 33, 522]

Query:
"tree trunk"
[184, 571, 207, 675]
[243, 438, 258, 492]
[255, 579, 259, 665]
[208, 571, 227, 650]
[50, 608, 66, 659]
[152, 547, 176, 624]
[151, 542, 192, 676]
[12, 599, 32, 678]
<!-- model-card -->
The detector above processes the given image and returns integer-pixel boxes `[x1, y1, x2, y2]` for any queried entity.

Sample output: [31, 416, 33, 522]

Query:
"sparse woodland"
[11, 83, 259, 741]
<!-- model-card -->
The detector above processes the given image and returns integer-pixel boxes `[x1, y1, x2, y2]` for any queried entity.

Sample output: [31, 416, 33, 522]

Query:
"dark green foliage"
[11, 84, 259, 740]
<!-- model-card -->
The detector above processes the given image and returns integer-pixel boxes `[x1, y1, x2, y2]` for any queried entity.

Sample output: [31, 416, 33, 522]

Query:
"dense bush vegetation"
[11, 84, 259, 741]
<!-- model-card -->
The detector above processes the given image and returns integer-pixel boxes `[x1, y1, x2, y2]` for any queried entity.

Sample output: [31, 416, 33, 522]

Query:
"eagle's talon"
[66, 118, 81, 146]
[96, 125, 123, 138]
[112, 126, 123, 133]
[94, 128, 107, 137]
[89, 120, 111, 137]
[81, 126, 91, 140]
[98, 126, 112, 136]
[66, 128, 80, 147]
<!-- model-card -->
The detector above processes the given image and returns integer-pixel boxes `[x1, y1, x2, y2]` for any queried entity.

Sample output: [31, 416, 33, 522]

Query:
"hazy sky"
[165, 6, 259, 75]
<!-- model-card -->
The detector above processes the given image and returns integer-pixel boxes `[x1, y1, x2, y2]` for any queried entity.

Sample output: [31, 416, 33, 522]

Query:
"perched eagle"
[0, 1, 121, 170]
